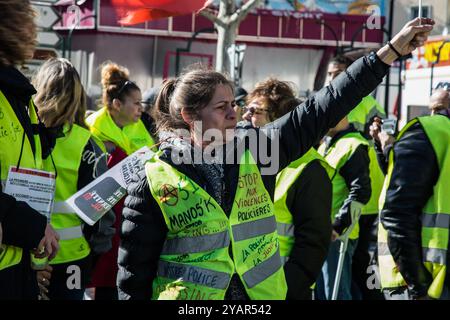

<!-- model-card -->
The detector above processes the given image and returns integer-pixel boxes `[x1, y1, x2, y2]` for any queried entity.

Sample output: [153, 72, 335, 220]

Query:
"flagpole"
[418, 0, 423, 23]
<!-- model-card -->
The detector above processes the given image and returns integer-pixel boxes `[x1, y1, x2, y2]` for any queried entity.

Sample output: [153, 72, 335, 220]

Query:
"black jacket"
[380, 113, 450, 299]
[284, 160, 332, 299]
[117, 54, 390, 300]
[0, 66, 47, 299]
[323, 126, 372, 235]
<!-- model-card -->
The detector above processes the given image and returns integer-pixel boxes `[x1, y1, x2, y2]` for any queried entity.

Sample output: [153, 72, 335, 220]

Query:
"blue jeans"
[315, 238, 358, 300]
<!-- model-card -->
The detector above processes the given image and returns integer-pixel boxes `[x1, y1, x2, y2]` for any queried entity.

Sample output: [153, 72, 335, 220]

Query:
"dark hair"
[329, 55, 353, 68]
[100, 61, 140, 108]
[153, 68, 233, 133]
[153, 79, 176, 132]
[246, 77, 298, 121]
[0, 0, 37, 66]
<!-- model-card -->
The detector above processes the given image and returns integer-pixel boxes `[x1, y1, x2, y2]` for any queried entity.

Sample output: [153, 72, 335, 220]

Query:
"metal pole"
[397, 59, 402, 130]
[385, 0, 395, 116]
[331, 238, 348, 300]
[175, 28, 216, 76]
[430, 62, 435, 96]
[318, 19, 340, 55]
[151, 35, 158, 87]
[67, 14, 96, 61]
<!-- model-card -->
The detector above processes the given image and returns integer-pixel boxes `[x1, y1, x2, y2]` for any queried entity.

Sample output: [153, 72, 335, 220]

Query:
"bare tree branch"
[231, 0, 263, 24]
[199, 8, 225, 27]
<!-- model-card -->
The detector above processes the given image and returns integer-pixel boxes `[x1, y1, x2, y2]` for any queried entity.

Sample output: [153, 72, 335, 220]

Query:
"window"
[407, 105, 429, 121]
[410, 5, 432, 19]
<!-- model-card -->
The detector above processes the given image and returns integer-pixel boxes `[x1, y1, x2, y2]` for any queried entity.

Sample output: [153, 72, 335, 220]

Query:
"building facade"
[33, 0, 387, 109]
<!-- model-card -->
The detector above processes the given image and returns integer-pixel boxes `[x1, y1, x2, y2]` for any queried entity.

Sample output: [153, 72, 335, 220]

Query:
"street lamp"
[64, 14, 96, 61]
[315, 18, 341, 55]
[174, 28, 217, 76]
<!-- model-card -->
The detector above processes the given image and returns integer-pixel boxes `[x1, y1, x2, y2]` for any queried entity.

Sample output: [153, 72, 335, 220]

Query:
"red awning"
[111, 0, 212, 25]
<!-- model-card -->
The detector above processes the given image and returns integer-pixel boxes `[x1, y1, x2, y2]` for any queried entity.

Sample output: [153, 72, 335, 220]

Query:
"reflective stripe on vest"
[43, 124, 92, 264]
[157, 260, 231, 290]
[277, 222, 294, 238]
[378, 115, 450, 299]
[242, 248, 283, 288]
[0, 91, 43, 271]
[232, 216, 277, 242]
[86, 106, 154, 155]
[52, 201, 74, 214]
[274, 148, 334, 260]
[147, 149, 287, 300]
[318, 132, 369, 240]
[56, 226, 83, 241]
[161, 231, 230, 255]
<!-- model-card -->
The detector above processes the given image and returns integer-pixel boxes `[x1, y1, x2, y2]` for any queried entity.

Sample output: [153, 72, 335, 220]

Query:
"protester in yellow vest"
[326, 55, 386, 300]
[370, 88, 450, 174]
[116, 20, 434, 300]
[378, 110, 450, 300]
[85, 62, 156, 299]
[31, 58, 115, 300]
[86, 62, 155, 155]
[241, 78, 334, 300]
[316, 117, 371, 300]
[0, 0, 61, 300]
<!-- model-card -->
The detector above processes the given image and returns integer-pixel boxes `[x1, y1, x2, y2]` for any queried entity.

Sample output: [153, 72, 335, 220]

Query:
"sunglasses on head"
[115, 80, 136, 99]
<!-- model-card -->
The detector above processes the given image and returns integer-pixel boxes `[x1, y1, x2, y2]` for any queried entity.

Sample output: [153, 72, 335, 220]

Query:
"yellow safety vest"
[43, 124, 105, 264]
[146, 149, 287, 300]
[348, 95, 385, 133]
[378, 115, 450, 299]
[86, 106, 154, 155]
[318, 132, 369, 240]
[274, 148, 334, 264]
[0, 91, 43, 271]
[348, 95, 385, 215]
[361, 144, 385, 215]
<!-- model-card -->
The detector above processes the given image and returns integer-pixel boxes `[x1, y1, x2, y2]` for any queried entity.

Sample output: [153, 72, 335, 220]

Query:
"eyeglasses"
[244, 106, 269, 115]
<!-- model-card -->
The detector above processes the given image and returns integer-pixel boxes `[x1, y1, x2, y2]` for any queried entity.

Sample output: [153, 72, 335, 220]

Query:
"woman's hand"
[33, 224, 60, 261]
[369, 117, 383, 145]
[378, 18, 435, 65]
[37, 264, 53, 298]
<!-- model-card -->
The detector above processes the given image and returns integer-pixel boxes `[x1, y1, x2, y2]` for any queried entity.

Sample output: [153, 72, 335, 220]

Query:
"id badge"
[4, 166, 56, 221]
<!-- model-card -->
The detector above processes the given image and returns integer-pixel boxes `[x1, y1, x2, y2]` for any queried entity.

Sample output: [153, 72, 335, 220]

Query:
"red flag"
[111, 0, 213, 25]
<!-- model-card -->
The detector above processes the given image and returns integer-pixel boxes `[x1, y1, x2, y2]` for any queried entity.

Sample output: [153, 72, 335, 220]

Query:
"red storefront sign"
[54, 0, 385, 48]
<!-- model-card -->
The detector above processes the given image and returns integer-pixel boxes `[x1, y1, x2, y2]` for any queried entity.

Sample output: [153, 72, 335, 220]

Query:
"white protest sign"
[4, 167, 56, 221]
[66, 146, 154, 226]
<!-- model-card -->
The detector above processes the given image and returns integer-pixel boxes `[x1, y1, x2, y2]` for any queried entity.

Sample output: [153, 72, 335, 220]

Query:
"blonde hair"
[0, 0, 37, 66]
[33, 58, 87, 129]
[100, 61, 139, 108]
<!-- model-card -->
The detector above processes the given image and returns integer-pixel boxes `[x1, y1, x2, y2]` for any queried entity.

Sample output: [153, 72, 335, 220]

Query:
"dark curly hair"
[246, 78, 298, 121]
[0, 0, 37, 66]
